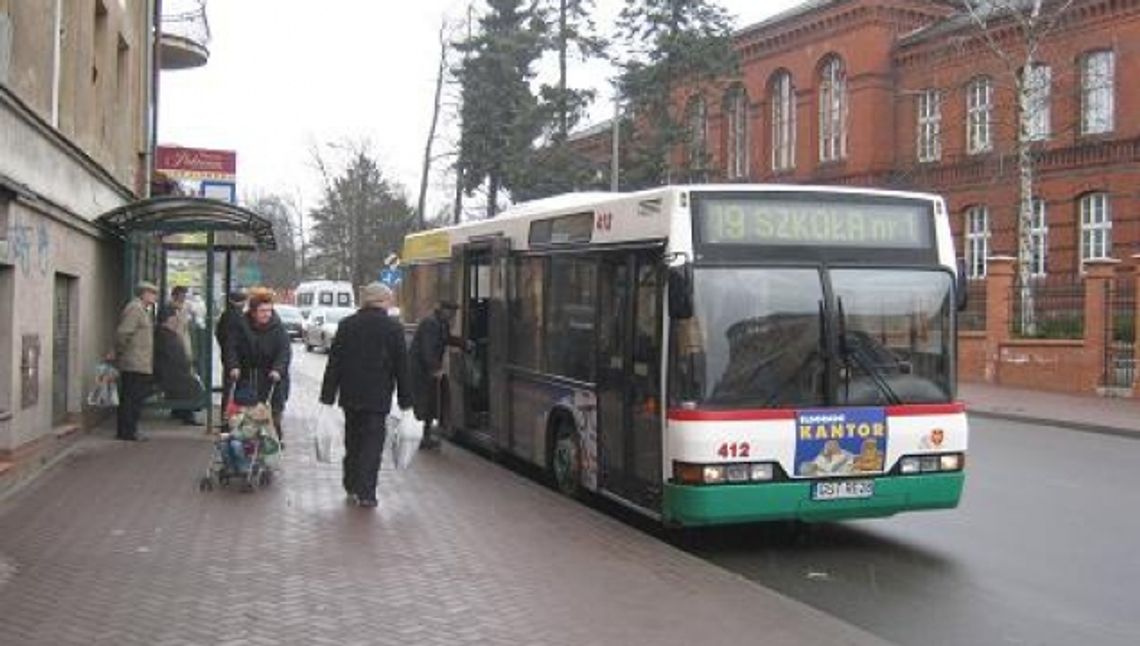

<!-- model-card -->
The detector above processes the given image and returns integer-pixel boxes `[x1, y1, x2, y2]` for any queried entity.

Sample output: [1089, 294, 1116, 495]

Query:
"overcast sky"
[158, 0, 805, 219]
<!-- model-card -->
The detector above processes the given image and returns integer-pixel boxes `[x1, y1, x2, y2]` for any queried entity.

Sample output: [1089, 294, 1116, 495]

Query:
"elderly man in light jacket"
[115, 281, 158, 441]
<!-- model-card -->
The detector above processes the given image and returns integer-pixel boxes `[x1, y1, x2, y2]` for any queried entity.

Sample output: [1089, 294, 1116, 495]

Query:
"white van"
[295, 280, 355, 318]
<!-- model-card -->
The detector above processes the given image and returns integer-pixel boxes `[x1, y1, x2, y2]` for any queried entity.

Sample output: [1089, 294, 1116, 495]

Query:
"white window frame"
[1080, 193, 1111, 267]
[818, 56, 847, 162]
[1023, 64, 1051, 141]
[1081, 51, 1114, 135]
[967, 77, 993, 154]
[1029, 199, 1047, 277]
[725, 87, 749, 179]
[966, 206, 990, 279]
[917, 89, 942, 162]
[770, 71, 795, 172]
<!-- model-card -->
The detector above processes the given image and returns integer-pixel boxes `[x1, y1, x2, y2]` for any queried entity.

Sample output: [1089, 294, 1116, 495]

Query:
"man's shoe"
[345, 493, 358, 505]
[357, 498, 378, 508]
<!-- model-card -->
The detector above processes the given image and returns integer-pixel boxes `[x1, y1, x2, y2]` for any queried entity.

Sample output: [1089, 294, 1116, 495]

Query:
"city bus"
[399, 185, 968, 526]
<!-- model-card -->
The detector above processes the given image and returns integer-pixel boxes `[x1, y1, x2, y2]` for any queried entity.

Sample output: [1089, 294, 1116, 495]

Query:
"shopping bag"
[313, 405, 344, 464]
[86, 362, 120, 407]
[392, 408, 423, 470]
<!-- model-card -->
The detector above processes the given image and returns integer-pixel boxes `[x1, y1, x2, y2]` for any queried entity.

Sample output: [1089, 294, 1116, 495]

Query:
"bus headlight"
[899, 453, 963, 475]
[702, 465, 726, 484]
[940, 454, 963, 471]
[749, 463, 774, 481]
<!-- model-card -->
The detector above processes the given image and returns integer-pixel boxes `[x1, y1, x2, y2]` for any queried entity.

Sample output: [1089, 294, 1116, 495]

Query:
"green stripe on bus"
[662, 473, 965, 526]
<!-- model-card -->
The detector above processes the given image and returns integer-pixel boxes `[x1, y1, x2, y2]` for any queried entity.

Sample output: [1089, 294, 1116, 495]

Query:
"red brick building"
[572, 0, 1140, 278]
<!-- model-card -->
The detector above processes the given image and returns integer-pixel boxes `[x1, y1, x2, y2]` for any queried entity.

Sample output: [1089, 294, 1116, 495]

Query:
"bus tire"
[550, 417, 581, 498]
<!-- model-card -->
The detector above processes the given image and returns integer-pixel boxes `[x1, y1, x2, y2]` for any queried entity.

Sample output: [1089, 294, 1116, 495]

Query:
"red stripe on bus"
[885, 402, 966, 416]
[667, 409, 797, 421]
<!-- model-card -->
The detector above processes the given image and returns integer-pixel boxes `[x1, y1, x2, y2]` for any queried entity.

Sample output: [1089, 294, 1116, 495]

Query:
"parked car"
[276, 304, 305, 341]
[295, 280, 355, 318]
[303, 307, 355, 353]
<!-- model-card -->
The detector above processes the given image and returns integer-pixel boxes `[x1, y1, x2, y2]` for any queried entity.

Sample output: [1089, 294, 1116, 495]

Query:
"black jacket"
[320, 307, 412, 414]
[153, 326, 203, 402]
[224, 312, 292, 411]
[409, 313, 452, 420]
[215, 305, 244, 355]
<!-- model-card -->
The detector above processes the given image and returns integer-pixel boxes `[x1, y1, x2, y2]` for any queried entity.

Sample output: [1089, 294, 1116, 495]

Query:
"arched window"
[769, 70, 795, 171]
[724, 85, 750, 180]
[685, 95, 708, 174]
[818, 55, 847, 162]
[966, 76, 993, 154]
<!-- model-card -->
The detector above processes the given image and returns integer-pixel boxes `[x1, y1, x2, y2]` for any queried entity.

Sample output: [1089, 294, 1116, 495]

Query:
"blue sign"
[379, 266, 403, 289]
[794, 408, 888, 477]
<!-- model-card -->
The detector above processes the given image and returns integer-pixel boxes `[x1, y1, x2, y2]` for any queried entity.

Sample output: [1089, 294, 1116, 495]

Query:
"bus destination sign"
[698, 197, 932, 249]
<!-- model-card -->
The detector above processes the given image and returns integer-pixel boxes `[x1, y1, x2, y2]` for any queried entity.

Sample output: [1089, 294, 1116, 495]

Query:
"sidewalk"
[0, 407, 889, 646]
[960, 381, 1140, 437]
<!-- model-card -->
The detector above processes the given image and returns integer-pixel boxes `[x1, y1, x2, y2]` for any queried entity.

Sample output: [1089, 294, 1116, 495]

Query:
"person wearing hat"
[409, 300, 462, 450]
[153, 304, 205, 424]
[320, 282, 412, 508]
[215, 289, 248, 424]
[114, 281, 159, 441]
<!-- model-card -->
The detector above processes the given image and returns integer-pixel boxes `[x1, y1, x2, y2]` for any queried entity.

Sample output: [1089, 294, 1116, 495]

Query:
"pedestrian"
[114, 281, 158, 441]
[153, 305, 204, 424]
[215, 289, 247, 421]
[409, 301, 461, 450]
[224, 289, 291, 444]
[167, 285, 197, 424]
[319, 282, 412, 508]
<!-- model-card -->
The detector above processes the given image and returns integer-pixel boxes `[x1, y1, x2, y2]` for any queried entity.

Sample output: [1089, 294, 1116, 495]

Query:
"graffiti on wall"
[6, 215, 51, 277]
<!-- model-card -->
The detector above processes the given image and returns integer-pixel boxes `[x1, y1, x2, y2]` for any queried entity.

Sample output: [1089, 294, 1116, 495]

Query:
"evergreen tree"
[456, 0, 547, 217]
[307, 150, 416, 286]
[616, 0, 737, 188]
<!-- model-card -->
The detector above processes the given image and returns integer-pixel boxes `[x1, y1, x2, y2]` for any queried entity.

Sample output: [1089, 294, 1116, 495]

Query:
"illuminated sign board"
[697, 197, 932, 250]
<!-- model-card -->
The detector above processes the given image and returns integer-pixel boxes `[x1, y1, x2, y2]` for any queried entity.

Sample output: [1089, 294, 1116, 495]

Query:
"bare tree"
[417, 21, 451, 229]
[960, 0, 1077, 334]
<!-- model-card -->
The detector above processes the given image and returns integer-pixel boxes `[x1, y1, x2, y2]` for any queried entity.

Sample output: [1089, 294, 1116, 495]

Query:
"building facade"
[573, 0, 1140, 277]
[0, 0, 208, 481]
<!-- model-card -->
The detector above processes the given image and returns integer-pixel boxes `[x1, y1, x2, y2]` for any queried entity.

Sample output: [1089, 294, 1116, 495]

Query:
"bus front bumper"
[662, 472, 964, 526]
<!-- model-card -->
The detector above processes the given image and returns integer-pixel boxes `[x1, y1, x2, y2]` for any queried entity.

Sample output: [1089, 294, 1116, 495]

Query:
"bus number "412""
[717, 442, 750, 459]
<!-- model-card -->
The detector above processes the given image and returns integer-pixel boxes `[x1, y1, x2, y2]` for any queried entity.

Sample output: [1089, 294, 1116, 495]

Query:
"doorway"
[52, 274, 77, 425]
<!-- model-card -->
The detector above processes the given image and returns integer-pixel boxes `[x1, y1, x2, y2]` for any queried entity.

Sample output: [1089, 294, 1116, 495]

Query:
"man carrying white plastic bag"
[318, 283, 412, 508]
[313, 404, 345, 464]
[383, 394, 425, 470]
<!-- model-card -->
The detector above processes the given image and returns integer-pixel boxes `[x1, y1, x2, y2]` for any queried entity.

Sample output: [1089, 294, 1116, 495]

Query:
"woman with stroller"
[224, 289, 292, 445]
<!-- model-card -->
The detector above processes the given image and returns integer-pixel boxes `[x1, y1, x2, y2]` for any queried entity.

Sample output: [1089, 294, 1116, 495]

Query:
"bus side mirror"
[955, 258, 968, 312]
[668, 263, 694, 320]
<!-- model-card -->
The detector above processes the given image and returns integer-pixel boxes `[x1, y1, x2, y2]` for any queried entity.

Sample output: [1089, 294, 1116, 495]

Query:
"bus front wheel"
[551, 421, 581, 498]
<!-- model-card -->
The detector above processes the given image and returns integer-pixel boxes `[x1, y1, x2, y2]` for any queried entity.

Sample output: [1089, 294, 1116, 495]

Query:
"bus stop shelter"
[97, 196, 277, 431]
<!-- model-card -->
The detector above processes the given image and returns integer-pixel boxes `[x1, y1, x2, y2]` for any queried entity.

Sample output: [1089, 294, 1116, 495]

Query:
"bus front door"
[456, 246, 493, 439]
[596, 251, 663, 511]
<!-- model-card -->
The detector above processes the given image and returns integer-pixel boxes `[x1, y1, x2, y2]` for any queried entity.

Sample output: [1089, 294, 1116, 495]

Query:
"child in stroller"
[198, 384, 282, 492]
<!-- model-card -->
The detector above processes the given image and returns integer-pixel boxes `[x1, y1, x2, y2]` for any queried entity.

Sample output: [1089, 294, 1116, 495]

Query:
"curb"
[968, 410, 1140, 440]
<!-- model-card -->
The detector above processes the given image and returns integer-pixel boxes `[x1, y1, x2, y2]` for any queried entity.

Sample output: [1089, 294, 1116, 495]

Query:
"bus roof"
[402, 184, 945, 262]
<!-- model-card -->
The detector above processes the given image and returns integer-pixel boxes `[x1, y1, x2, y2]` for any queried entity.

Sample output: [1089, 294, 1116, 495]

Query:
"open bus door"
[447, 244, 468, 434]
[488, 237, 512, 449]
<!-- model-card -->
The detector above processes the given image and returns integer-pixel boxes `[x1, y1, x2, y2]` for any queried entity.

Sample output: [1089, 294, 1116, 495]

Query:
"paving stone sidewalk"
[0, 402, 889, 646]
[960, 381, 1140, 437]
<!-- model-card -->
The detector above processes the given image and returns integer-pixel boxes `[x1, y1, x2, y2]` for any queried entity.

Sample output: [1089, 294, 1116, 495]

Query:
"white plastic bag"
[86, 362, 120, 408]
[313, 405, 345, 464]
[391, 409, 424, 470]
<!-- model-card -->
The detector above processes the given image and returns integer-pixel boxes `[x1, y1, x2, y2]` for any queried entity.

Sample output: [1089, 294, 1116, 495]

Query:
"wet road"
[293, 349, 1139, 645]
[685, 417, 1140, 646]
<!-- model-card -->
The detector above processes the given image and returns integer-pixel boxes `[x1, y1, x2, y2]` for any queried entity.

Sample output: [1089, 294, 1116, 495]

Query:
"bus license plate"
[812, 480, 874, 501]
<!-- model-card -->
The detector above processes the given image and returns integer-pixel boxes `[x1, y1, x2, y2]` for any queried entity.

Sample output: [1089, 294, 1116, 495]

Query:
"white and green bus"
[400, 185, 968, 526]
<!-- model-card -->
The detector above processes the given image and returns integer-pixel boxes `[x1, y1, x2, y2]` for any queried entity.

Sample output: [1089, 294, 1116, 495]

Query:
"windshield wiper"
[837, 297, 901, 405]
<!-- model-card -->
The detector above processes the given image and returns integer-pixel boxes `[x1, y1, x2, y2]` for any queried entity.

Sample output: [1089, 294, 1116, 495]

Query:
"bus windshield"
[670, 267, 953, 409]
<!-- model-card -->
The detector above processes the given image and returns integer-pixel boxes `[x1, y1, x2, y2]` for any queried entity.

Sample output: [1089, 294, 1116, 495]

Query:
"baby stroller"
[198, 382, 282, 492]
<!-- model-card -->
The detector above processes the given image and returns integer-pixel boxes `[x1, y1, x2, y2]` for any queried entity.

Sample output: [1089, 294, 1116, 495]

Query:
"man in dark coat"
[320, 283, 412, 508]
[154, 305, 204, 423]
[224, 290, 292, 441]
[215, 290, 247, 421]
[409, 301, 460, 449]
